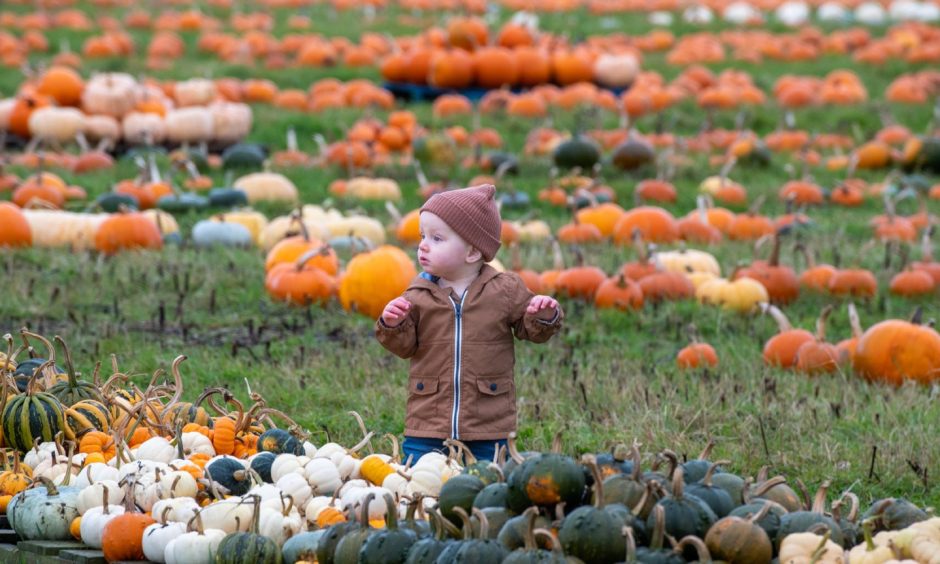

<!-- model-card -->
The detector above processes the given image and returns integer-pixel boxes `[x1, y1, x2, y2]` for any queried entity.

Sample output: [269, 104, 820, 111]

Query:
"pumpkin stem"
[380, 492, 397, 530]
[471, 507, 490, 540]
[520, 507, 539, 551]
[910, 306, 924, 325]
[760, 302, 793, 333]
[101, 484, 110, 515]
[162, 355, 187, 418]
[629, 442, 643, 481]
[53, 335, 81, 389]
[581, 454, 606, 509]
[748, 501, 773, 524]
[811, 480, 830, 514]
[533, 527, 562, 554]
[25, 358, 55, 395]
[808, 529, 833, 564]
[359, 491, 376, 526]
[702, 460, 729, 487]
[815, 305, 834, 342]
[649, 504, 666, 550]
[19, 329, 54, 364]
[670, 466, 685, 500]
[623, 526, 637, 561]
[432, 506, 462, 539]
[674, 536, 712, 561]
[550, 430, 564, 454]
[347, 411, 374, 455]
[841, 491, 860, 522]
[660, 449, 679, 481]
[452, 506, 473, 540]
[507, 432, 525, 465]
[696, 438, 716, 461]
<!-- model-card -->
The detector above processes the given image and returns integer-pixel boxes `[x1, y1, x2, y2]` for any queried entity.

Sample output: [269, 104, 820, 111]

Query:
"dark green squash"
[710, 471, 747, 505]
[557, 455, 628, 564]
[157, 192, 209, 213]
[359, 492, 418, 564]
[902, 136, 940, 174]
[641, 449, 679, 488]
[398, 495, 432, 539]
[775, 481, 844, 549]
[728, 499, 787, 540]
[497, 509, 554, 551]
[501, 432, 539, 476]
[95, 192, 139, 212]
[440, 474, 486, 527]
[63, 399, 111, 440]
[462, 454, 503, 484]
[208, 187, 249, 208]
[595, 442, 635, 479]
[647, 467, 717, 541]
[222, 143, 268, 169]
[685, 460, 734, 518]
[250, 452, 276, 483]
[830, 491, 860, 548]
[216, 495, 283, 564]
[473, 482, 509, 509]
[752, 468, 803, 512]
[861, 497, 928, 532]
[333, 493, 378, 564]
[206, 457, 252, 496]
[680, 439, 721, 483]
[258, 428, 304, 455]
[502, 508, 567, 564]
[2, 360, 65, 453]
[412, 133, 457, 167]
[552, 135, 601, 170]
[316, 521, 362, 564]
[450, 507, 508, 562]
[46, 336, 104, 406]
[470, 506, 512, 539]
[483, 151, 519, 176]
[631, 508, 683, 564]
[404, 511, 454, 564]
[282, 530, 327, 564]
[611, 136, 655, 171]
[506, 451, 585, 514]
[601, 443, 648, 511]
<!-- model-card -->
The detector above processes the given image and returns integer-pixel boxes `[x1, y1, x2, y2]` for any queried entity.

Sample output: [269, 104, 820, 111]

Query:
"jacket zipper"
[450, 291, 467, 439]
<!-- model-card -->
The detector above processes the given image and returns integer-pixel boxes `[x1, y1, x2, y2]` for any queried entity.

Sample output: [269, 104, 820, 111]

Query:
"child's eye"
[433, 235, 442, 242]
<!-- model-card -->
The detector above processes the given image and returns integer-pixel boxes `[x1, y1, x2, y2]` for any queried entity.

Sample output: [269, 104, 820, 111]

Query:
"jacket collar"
[408, 263, 501, 297]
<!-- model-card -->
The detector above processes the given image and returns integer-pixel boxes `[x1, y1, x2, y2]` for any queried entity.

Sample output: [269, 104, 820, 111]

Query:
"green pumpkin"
[710, 472, 747, 505]
[206, 457, 252, 496]
[208, 187, 249, 208]
[684, 461, 734, 518]
[282, 531, 326, 564]
[157, 192, 209, 213]
[463, 461, 503, 485]
[449, 507, 508, 563]
[862, 497, 928, 532]
[552, 135, 601, 170]
[601, 444, 648, 511]
[473, 483, 509, 509]
[331, 493, 377, 564]
[222, 143, 268, 169]
[470, 506, 512, 539]
[440, 474, 486, 527]
[632, 506, 686, 564]
[507, 453, 585, 513]
[258, 428, 304, 455]
[558, 457, 628, 564]
[595, 443, 635, 479]
[728, 500, 786, 540]
[215, 495, 283, 564]
[610, 137, 655, 171]
[47, 336, 104, 406]
[497, 511, 554, 551]
[403, 510, 454, 564]
[250, 452, 276, 483]
[483, 152, 519, 176]
[902, 136, 940, 174]
[8, 478, 81, 540]
[648, 468, 717, 542]
[96, 192, 140, 212]
[775, 482, 844, 549]
[501, 507, 567, 564]
[316, 521, 361, 564]
[412, 134, 457, 167]
[12, 358, 64, 392]
[64, 399, 111, 440]
[164, 401, 214, 428]
[2, 374, 65, 453]
[359, 493, 418, 564]
[680, 441, 720, 483]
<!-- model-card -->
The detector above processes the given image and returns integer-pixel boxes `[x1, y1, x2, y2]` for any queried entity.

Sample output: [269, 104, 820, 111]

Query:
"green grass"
[1, 0, 940, 508]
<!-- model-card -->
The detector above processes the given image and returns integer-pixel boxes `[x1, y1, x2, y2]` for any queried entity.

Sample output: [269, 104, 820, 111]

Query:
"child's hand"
[527, 295, 559, 318]
[381, 297, 412, 327]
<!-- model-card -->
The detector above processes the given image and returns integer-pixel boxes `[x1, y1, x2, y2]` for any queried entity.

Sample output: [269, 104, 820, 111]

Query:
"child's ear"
[465, 246, 483, 263]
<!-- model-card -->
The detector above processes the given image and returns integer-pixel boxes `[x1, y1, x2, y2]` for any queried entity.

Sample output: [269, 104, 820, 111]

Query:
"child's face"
[418, 212, 481, 278]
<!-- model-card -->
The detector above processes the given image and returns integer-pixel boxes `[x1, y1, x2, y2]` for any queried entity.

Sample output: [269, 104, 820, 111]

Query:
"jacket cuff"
[377, 315, 414, 332]
[534, 309, 560, 325]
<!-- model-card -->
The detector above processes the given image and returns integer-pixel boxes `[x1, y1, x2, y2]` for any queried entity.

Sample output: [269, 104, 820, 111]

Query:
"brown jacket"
[375, 264, 564, 441]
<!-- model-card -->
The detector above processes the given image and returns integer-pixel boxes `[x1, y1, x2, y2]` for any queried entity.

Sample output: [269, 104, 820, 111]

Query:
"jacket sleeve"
[374, 295, 419, 359]
[506, 274, 564, 343]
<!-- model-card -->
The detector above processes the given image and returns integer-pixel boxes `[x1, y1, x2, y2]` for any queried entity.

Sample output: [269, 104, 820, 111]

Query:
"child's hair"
[419, 184, 502, 261]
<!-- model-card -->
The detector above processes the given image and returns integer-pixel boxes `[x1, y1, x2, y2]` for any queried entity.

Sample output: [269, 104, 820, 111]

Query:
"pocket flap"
[411, 378, 439, 395]
[477, 378, 511, 396]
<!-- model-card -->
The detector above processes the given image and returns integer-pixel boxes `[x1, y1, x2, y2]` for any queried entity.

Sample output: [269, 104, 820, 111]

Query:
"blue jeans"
[402, 436, 507, 466]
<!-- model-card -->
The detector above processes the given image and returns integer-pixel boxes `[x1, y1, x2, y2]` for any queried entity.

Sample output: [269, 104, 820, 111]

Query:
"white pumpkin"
[233, 172, 299, 204]
[23, 442, 58, 469]
[514, 220, 552, 242]
[165, 107, 214, 144]
[270, 454, 305, 483]
[196, 499, 253, 533]
[123, 112, 167, 144]
[210, 210, 267, 245]
[682, 4, 714, 23]
[181, 432, 216, 457]
[144, 209, 181, 237]
[117, 459, 167, 482]
[143, 520, 187, 563]
[82, 73, 138, 118]
[337, 454, 362, 481]
[324, 215, 386, 247]
[276, 472, 313, 507]
[258, 505, 303, 547]
[723, 2, 763, 24]
[775, 0, 810, 25]
[210, 101, 253, 143]
[382, 472, 408, 497]
[304, 458, 342, 495]
[855, 1, 887, 24]
[28, 107, 86, 142]
[344, 177, 402, 201]
[152, 497, 200, 524]
[137, 437, 178, 464]
[77, 480, 125, 515]
[405, 465, 443, 497]
[303, 496, 335, 526]
[192, 219, 253, 248]
[593, 53, 640, 89]
[74, 463, 121, 489]
[247, 484, 284, 508]
[83, 114, 121, 142]
[258, 215, 331, 251]
[80, 497, 126, 548]
[159, 471, 199, 500]
[302, 441, 318, 457]
[164, 528, 226, 564]
[653, 249, 721, 276]
[173, 78, 217, 107]
[817, 2, 850, 22]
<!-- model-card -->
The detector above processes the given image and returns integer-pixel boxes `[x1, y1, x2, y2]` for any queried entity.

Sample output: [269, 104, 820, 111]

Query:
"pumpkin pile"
[1, 335, 936, 564]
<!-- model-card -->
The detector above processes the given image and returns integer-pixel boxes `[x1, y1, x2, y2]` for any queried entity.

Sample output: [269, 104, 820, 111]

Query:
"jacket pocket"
[406, 377, 442, 432]
[472, 377, 514, 430]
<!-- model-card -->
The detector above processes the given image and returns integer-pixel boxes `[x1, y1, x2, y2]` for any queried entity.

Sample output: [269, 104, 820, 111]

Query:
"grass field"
[1, 1, 939, 507]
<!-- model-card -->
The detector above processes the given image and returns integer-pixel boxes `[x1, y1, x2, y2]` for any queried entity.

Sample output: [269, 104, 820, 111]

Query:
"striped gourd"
[163, 402, 213, 428]
[46, 336, 104, 406]
[2, 390, 65, 453]
[64, 399, 111, 441]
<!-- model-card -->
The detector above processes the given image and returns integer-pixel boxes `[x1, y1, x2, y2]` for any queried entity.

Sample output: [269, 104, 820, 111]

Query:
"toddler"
[376, 184, 563, 464]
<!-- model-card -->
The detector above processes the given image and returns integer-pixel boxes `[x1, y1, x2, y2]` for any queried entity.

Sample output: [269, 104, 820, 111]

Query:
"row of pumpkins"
[0, 333, 936, 563]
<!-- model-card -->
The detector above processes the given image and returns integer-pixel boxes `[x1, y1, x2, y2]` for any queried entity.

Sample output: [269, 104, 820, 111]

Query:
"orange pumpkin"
[594, 274, 644, 311]
[0, 202, 32, 247]
[612, 206, 679, 244]
[474, 47, 518, 88]
[677, 342, 719, 369]
[555, 265, 607, 300]
[854, 309, 940, 385]
[101, 511, 156, 562]
[637, 272, 695, 302]
[828, 268, 877, 298]
[35, 66, 84, 106]
[761, 304, 815, 369]
[733, 234, 799, 305]
[94, 210, 164, 255]
[794, 305, 842, 374]
[265, 249, 337, 306]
